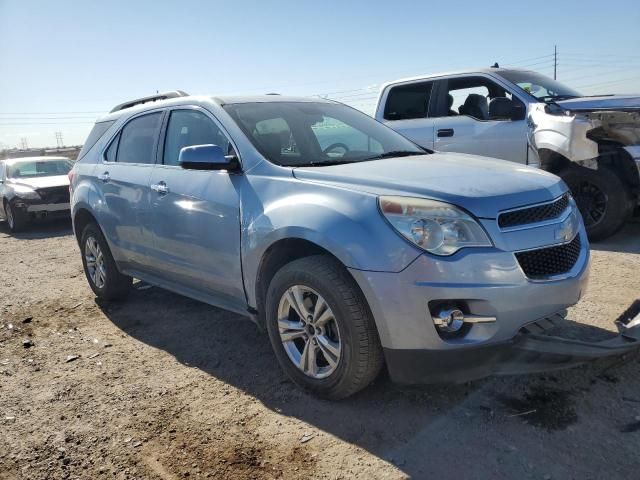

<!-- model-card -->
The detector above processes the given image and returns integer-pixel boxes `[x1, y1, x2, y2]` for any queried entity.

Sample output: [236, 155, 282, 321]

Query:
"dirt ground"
[1, 218, 639, 480]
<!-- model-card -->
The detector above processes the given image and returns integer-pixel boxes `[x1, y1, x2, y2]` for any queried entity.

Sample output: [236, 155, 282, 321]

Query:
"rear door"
[95, 111, 163, 270]
[432, 75, 528, 163]
[146, 107, 245, 310]
[378, 79, 437, 150]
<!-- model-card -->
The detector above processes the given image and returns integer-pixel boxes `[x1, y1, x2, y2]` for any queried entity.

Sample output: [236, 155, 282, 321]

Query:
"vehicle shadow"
[97, 285, 640, 478]
[0, 218, 73, 239]
[590, 219, 640, 254]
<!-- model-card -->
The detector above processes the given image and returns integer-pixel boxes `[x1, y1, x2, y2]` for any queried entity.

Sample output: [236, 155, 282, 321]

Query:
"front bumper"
[13, 199, 70, 219]
[385, 308, 640, 384]
[349, 222, 595, 384]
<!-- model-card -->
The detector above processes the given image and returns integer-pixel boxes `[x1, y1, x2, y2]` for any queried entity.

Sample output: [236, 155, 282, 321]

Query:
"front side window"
[163, 110, 231, 166]
[116, 112, 163, 164]
[224, 102, 424, 167]
[441, 76, 523, 121]
[6, 159, 73, 178]
[383, 81, 434, 121]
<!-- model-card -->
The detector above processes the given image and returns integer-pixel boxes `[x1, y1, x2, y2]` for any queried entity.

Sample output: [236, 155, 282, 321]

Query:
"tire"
[265, 255, 383, 399]
[80, 222, 132, 300]
[5, 200, 28, 232]
[559, 165, 631, 241]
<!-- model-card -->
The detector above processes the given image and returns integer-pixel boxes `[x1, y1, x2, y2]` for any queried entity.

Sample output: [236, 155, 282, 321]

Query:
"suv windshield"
[224, 102, 425, 167]
[7, 159, 73, 179]
[498, 71, 582, 102]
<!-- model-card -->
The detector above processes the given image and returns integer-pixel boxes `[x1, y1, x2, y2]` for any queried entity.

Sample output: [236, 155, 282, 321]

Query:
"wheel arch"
[72, 207, 99, 246]
[253, 238, 367, 328]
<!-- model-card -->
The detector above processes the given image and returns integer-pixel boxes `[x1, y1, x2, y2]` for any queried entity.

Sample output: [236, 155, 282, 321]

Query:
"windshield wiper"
[364, 150, 425, 161]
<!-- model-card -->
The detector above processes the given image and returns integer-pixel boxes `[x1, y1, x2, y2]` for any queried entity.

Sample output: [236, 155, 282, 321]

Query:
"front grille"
[515, 235, 582, 279]
[36, 186, 70, 204]
[498, 194, 570, 229]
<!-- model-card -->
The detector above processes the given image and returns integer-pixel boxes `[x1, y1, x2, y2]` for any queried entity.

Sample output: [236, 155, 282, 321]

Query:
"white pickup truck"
[374, 67, 640, 240]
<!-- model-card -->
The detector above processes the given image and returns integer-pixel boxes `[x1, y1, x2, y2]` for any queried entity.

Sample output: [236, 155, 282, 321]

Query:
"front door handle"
[99, 172, 110, 183]
[151, 181, 169, 195]
[437, 128, 454, 138]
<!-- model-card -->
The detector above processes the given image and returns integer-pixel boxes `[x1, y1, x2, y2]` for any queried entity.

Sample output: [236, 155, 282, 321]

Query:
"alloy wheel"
[277, 285, 342, 379]
[85, 236, 107, 289]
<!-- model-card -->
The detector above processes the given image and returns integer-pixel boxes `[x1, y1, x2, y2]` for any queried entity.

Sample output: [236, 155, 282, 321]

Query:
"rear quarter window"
[77, 120, 115, 161]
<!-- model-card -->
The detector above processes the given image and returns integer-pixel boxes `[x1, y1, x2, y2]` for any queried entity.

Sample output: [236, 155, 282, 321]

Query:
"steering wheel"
[323, 143, 350, 155]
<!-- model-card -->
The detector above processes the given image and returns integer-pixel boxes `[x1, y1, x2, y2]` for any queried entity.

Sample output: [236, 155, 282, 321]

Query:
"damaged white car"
[375, 68, 639, 240]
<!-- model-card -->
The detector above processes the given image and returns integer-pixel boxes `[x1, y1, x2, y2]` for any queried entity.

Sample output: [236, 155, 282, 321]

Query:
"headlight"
[379, 196, 492, 255]
[12, 185, 41, 200]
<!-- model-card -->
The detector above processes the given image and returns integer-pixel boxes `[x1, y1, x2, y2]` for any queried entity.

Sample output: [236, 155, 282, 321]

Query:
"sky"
[1, 0, 639, 149]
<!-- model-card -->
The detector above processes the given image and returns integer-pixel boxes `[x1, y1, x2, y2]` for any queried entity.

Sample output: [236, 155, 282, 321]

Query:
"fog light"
[433, 308, 465, 332]
[432, 307, 497, 333]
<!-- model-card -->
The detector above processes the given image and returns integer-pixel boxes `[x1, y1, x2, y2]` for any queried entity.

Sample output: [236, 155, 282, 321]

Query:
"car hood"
[556, 95, 640, 112]
[292, 153, 566, 219]
[8, 175, 70, 190]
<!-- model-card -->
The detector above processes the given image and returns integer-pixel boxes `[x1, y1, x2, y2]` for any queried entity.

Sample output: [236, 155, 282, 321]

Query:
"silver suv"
[69, 91, 600, 399]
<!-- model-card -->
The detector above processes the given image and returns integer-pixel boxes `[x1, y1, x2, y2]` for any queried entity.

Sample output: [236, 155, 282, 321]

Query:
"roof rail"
[109, 90, 189, 113]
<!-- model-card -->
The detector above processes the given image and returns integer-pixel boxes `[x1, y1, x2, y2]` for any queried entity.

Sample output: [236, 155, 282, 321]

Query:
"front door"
[432, 76, 528, 163]
[146, 107, 245, 309]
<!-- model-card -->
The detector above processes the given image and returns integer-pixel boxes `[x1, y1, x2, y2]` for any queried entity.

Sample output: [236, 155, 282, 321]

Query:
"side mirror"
[178, 144, 239, 171]
[488, 97, 513, 120]
[489, 97, 526, 121]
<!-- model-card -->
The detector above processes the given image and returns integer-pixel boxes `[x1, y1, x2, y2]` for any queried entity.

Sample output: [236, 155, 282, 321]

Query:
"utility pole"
[554, 45, 557, 80]
[55, 132, 64, 148]
[20, 137, 28, 150]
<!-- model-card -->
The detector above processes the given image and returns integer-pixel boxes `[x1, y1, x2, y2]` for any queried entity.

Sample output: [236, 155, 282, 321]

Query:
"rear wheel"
[559, 165, 631, 241]
[4, 200, 28, 232]
[265, 255, 383, 399]
[80, 222, 132, 300]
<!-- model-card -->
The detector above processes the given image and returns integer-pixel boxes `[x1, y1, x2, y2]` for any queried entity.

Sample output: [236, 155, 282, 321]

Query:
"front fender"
[240, 177, 421, 308]
[528, 104, 599, 162]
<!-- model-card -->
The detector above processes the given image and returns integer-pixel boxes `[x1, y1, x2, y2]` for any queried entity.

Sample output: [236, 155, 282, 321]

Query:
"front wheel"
[265, 255, 383, 399]
[80, 222, 132, 300]
[559, 165, 632, 241]
[5, 201, 28, 232]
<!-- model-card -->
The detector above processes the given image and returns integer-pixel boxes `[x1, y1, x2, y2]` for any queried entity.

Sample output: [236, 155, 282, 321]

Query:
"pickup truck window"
[383, 81, 434, 121]
[224, 102, 423, 167]
[440, 76, 522, 121]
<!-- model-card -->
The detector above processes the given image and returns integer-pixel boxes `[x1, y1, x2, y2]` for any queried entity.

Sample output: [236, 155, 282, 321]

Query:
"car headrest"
[489, 97, 513, 120]
[460, 94, 489, 120]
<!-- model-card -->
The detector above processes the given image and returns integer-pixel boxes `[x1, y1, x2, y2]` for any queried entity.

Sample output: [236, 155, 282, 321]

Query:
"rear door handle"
[437, 128, 454, 138]
[150, 181, 169, 195]
[99, 172, 110, 183]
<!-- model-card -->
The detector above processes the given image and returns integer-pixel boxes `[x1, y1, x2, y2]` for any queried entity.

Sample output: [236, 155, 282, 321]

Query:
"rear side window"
[77, 120, 115, 160]
[384, 81, 434, 121]
[116, 113, 163, 164]
[163, 110, 231, 166]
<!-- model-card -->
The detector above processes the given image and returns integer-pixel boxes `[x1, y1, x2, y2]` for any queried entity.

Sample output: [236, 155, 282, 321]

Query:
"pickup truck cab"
[375, 68, 640, 240]
[70, 91, 596, 399]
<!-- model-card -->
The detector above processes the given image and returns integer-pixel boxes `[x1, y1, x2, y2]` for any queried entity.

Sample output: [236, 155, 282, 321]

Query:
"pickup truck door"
[378, 79, 437, 150]
[432, 76, 529, 164]
[146, 107, 245, 311]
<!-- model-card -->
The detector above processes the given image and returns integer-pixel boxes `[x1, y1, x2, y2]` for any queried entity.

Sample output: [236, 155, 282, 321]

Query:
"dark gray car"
[0, 156, 73, 232]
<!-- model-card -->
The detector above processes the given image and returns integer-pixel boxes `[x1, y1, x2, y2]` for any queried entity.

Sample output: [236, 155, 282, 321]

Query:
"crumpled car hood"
[8, 175, 69, 190]
[556, 95, 640, 112]
[293, 153, 566, 219]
